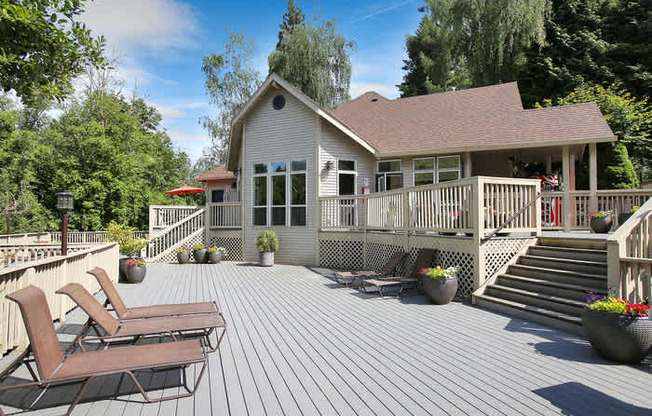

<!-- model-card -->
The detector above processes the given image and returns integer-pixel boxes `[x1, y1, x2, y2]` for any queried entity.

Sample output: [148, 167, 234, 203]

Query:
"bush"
[255, 230, 279, 252]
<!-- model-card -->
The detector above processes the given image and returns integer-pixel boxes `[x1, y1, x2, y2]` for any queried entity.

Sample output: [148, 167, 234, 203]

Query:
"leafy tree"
[269, 13, 356, 108]
[276, 0, 305, 47]
[399, 0, 549, 96]
[198, 32, 262, 169]
[0, 0, 106, 105]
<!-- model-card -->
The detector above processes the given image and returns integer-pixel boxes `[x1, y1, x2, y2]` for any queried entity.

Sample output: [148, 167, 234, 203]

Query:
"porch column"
[588, 142, 598, 214]
[463, 152, 472, 178]
[562, 146, 571, 232]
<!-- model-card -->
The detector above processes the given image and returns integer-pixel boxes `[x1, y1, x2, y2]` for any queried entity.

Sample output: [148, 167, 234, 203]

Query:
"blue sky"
[80, 0, 423, 162]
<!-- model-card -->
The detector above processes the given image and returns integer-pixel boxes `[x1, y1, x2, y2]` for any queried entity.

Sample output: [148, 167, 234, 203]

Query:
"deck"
[2, 262, 651, 415]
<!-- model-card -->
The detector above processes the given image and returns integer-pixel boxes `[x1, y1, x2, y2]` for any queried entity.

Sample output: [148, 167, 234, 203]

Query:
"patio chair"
[1, 285, 207, 416]
[333, 251, 408, 286]
[362, 249, 437, 297]
[56, 283, 226, 352]
[87, 267, 219, 319]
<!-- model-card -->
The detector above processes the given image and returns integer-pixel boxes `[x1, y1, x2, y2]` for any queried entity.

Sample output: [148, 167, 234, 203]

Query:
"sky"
[79, 0, 423, 163]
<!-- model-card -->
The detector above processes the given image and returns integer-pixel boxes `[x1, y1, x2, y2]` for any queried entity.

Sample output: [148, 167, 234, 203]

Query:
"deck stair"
[475, 237, 608, 335]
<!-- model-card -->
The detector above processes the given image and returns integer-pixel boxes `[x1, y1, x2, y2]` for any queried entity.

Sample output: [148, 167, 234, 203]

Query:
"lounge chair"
[362, 249, 438, 297]
[334, 251, 408, 286]
[56, 283, 226, 352]
[1, 285, 207, 416]
[87, 267, 218, 319]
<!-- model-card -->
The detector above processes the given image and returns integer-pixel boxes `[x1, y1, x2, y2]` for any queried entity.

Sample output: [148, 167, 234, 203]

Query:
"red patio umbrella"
[165, 185, 206, 205]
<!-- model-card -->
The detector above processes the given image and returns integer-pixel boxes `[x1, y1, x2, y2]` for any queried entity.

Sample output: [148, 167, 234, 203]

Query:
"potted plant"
[192, 243, 207, 263]
[589, 211, 612, 233]
[106, 221, 148, 281]
[125, 258, 147, 283]
[206, 246, 227, 264]
[176, 247, 190, 264]
[618, 205, 639, 227]
[420, 266, 460, 305]
[582, 292, 651, 364]
[255, 230, 278, 267]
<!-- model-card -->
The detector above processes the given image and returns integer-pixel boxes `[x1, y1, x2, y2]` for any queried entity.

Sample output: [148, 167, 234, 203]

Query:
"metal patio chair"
[362, 249, 438, 297]
[333, 251, 408, 287]
[0, 285, 207, 416]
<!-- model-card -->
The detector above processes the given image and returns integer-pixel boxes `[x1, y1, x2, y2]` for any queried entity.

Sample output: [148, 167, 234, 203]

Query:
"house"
[195, 164, 238, 203]
[224, 73, 615, 265]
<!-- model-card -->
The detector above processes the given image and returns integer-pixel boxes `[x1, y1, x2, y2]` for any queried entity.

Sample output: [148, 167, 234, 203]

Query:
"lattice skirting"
[483, 238, 536, 281]
[209, 236, 244, 261]
[155, 231, 206, 263]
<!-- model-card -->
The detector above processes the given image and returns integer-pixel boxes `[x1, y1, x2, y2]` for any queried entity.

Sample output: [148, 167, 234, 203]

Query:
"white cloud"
[81, 0, 200, 54]
[150, 103, 186, 119]
[167, 131, 209, 143]
[350, 82, 399, 99]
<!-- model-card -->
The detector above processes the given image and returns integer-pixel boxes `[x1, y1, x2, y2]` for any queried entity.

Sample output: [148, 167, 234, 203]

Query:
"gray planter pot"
[581, 308, 652, 364]
[618, 212, 633, 227]
[259, 251, 275, 267]
[193, 248, 207, 263]
[207, 251, 223, 264]
[126, 265, 146, 283]
[422, 276, 458, 305]
[590, 216, 612, 233]
[177, 251, 190, 264]
[118, 257, 130, 283]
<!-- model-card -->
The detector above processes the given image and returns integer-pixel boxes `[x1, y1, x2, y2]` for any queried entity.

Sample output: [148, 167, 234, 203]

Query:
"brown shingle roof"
[331, 82, 615, 155]
[195, 164, 235, 182]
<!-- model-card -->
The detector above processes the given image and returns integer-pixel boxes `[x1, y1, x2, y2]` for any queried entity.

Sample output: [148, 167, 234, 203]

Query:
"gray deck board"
[1, 262, 650, 415]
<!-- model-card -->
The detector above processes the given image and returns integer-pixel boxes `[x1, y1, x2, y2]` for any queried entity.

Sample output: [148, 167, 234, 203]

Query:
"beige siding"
[242, 89, 318, 265]
[320, 123, 375, 197]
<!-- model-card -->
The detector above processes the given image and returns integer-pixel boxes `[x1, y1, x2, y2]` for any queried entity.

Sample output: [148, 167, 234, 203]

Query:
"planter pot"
[259, 251, 275, 267]
[590, 216, 612, 233]
[118, 257, 131, 283]
[581, 309, 652, 364]
[126, 265, 146, 283]
[618, 212, 633, 227]
[177, 251, 190, 264]
[422, 275, 458, 305]
[193, 248, 207, 263]
[207, 251, 223, 264]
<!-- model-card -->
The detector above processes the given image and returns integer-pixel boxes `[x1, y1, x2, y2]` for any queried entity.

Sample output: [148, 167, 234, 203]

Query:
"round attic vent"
[371, 97, 379, 102]
[272, 94, 286, 110]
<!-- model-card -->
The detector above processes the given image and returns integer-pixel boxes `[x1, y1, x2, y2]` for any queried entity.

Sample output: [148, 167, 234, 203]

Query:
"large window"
[376, 159, 402, 191]
[413, 155, 461, 185]
[252, 160, 306, 226]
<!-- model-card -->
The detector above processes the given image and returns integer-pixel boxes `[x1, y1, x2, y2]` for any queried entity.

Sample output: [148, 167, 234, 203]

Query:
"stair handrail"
[481, 192, 543, 244]
[147, 207, 206, 258]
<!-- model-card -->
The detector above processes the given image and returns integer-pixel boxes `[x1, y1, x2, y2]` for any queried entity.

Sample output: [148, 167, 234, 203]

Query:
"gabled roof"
[195, 164, 235, 182]
[227, 73, 377, 171]
[331, 82, 615, 156]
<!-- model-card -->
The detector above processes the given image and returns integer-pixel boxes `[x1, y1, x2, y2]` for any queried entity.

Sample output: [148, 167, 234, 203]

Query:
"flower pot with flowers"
[126, 258, 147, 283]
[589, 211, 612, 233]
[105, 221, 148, 281]
[176, 247, 190, 264]
[420, 266, 460, 305]
[206, 246, 227, 264]
[617, 206, 639, 227]
[582, 292, 651, 364]
[192, 243, 207, 263]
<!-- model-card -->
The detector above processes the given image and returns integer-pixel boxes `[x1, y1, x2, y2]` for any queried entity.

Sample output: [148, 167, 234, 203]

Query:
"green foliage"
[176, 246, 189, 253]
[269, 12, 356, 109]
[399, 0, 549, 96]
[420, 266, 460, 280]
[255, 230, 279, 252]
[192, 243, 205, 250]
[277, 0, 305, 48]
[105, 221, 147, 257]
[589, 298, 628, 314]
[0, 0, 106, 105]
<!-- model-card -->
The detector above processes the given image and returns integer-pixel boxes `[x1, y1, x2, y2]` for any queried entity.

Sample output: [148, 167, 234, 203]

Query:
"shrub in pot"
[582, 292, 651, 364]
[617, 205, 639, 227]
[420, 266, 460, 305]
[256, 231, 278, 267]
[106, 221, 148, 281]
[126, 258, 147, 283]
[176, 247, 190, 264]
[589, 211, 612, 233]
[207, 246, 227, 264]
[192, 243, 207, 263]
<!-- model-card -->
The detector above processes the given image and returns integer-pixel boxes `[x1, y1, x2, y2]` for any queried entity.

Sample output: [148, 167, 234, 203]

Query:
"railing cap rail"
[607, 197, 652, 243]
[149, 205, 200, 209]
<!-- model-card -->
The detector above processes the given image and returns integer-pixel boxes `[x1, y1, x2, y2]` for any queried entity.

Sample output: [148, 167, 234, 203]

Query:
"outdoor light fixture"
[56, 191, 74, 255]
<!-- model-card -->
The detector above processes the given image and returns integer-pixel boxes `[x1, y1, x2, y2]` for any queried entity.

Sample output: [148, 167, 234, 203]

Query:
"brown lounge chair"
[362, 249, 437, 297]
[87, 267, 218, 319]
[56, 283, 226, 352]
[334, 251, 408, 287]
[1, 285, 207, 416]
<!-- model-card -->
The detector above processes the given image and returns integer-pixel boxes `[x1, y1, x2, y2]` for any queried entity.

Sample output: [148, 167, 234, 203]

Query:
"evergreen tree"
[276, 0, 305, 48]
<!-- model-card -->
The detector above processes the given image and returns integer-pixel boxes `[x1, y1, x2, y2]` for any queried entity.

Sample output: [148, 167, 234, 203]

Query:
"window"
[437, 155, 461, 182]
[376, 159, 402, 191]
[211, 190, 225, 203]
[414, 158, 435, 186]
[412, 156, 461, 185]
[338, 160, 357, 227]
[252, 160, 306, 226]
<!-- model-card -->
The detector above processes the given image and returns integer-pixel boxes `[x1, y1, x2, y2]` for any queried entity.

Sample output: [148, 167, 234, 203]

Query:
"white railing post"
[473, 177, 486, 290]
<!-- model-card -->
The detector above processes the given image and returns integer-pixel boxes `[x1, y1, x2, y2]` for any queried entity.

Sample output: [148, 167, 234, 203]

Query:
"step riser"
[485, 287, 584, 316]
[475, 298, 583, 335]
[538, 237, 607, 250]
[508, 265, 607, 290]
[518, 257, 607, 276]
[496, 276, 596, 302]
[528, 246, 607, 263]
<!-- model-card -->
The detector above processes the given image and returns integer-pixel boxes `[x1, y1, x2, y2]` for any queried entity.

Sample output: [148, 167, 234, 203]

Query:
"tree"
[198, 32, 262, 169]
[0, 0, 106, 105]
[399, 0, 549, 96]
[276, 0, 305, 47]
[269, 13, 356, 109]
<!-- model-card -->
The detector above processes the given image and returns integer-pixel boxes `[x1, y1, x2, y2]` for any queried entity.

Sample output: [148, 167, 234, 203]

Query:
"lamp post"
[56, 192, 74, 256]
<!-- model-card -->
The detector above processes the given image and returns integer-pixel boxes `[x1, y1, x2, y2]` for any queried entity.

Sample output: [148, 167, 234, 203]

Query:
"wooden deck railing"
[207, 202, 242, 228]
[148, 205, 202, 235]
[1, 244, 93, 268]
[0, 242, 119, 355]
[147, 208, 205, 258]
[607, 197, 652, 303]
[49, 231, 147, 244]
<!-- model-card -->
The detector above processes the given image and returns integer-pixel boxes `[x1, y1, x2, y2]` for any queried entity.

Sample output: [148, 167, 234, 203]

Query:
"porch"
[1, 262, 650, 415]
